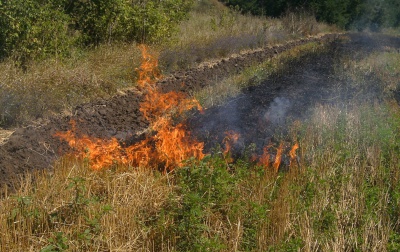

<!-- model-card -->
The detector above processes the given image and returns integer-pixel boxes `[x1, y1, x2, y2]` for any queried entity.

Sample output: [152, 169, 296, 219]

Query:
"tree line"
[0, 0, 193, 64]
[221, 0, 400, 30]
[1, 0, 399, 65]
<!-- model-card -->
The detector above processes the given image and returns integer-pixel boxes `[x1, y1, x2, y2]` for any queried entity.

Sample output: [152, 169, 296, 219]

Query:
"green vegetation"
[2, 102, 400, 250]
[221, 0, 400, 30]
[0, 0, 193, 64]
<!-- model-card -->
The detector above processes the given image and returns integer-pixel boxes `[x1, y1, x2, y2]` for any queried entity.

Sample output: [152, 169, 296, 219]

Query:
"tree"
[219, 0, 400, 30]
[0, 0, 74, 65]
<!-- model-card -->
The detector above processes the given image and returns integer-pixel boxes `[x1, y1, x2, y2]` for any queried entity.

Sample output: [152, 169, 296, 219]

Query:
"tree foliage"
[220, 0, 400, 30]
[0, 0, 74, 64]
[0, 0, 193, 63]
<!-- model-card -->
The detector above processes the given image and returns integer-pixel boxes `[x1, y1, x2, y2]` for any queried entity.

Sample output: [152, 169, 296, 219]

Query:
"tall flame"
[289, 142, 299, 167]
[223, 130, 240, 163]
[136, 45, 161, 88]
[273, 143, 284, 173]
[258, 145, 271, 168]
[56, 45, 205, 171]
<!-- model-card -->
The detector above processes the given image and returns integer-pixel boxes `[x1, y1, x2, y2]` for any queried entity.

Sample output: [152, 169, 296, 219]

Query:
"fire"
[153, 122, 204, 168]
[136, 45, 161, 88]
[289, 142, 299, 167]
[125, 120, 205, 170]
[56, 45, 205, 171]
[140, 88, 202, 121]
[258, 145, 271, 167]
[273, 143, 284, 173]
[256, 141, 299, 173]
[54, 121, 129, 170]
[56, 44, 301, 173]
[222, 130, 240, 163]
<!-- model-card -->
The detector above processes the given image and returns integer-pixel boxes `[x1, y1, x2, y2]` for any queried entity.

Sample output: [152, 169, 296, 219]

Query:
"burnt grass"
[1, 33, 400, 190]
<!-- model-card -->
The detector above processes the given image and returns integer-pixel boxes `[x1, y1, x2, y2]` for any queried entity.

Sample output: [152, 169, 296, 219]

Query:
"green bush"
[120, 0, 193, 43]
[64, 0, 193, 45]
[63, 0, 126, 46]
[0, 0, 75, 65]
[0, 0, 194, 64]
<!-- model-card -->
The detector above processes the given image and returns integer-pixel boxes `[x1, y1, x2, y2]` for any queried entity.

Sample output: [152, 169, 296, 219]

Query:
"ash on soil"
[1, 33, 399, 189]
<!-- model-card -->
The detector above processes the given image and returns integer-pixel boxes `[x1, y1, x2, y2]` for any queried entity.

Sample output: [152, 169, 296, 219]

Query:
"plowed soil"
[1, 33, 400, 190]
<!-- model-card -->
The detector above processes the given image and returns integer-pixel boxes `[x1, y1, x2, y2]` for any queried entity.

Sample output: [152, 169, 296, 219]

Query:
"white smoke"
[264, 97, 291, 125]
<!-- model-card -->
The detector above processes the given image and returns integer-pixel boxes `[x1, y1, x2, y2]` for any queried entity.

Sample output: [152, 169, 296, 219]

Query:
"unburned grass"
[281, 102, 400, 251]
[159, 1, 335, 73]
[1, 159, 175, 251]
[0, 44, 143, 127]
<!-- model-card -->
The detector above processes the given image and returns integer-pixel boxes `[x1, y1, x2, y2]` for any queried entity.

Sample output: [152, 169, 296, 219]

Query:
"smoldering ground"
[187, 33, 400, 158]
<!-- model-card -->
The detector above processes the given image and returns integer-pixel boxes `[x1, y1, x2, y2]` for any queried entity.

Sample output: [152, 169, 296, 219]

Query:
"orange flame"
[56, 44, 300, 172]
[258, 145, 271, 168]
[289, 142, 299, 167]
[136, 45, 161, 88]
[273, 143, 284, 173]
[222, 130, 240, 163]
[223, 130, 240, 154]
[54, 121, 129, 170]
[56, 45, 205, 171]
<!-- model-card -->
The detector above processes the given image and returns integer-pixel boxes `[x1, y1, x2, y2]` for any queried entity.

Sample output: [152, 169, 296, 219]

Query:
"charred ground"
[188, 33, 400, 156]
[1, 33, 399, 189]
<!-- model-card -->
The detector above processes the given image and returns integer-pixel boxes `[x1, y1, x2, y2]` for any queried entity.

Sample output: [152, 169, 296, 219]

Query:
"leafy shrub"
[0, 0, 194, 63]
[0, 0, 75, 65]
[172, 156, 234, 251]
[63, 0, 126, 46]
[120, 0, 194, 44]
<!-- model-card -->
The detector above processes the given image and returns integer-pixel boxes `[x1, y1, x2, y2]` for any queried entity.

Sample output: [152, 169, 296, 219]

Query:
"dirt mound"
[1, 33, 399, 189]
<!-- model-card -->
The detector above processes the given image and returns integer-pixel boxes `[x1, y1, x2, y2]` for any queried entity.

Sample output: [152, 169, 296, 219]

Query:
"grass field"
[1, 41, 400, 251]
[3, 1, 400, 251]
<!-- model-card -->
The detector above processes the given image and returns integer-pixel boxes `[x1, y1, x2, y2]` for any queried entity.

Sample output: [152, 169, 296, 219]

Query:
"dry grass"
[2, 99, 399, 251]
[159, 1, 336, 73]
[6, 1, 396, 251]
[0, 128, 13, 145]
[0, 44, 143, 127]
[356, 50, 400, 94]
[0, 158, 175, 251]
[273, 49, 400, 251]
[283, 102, 400, 251]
